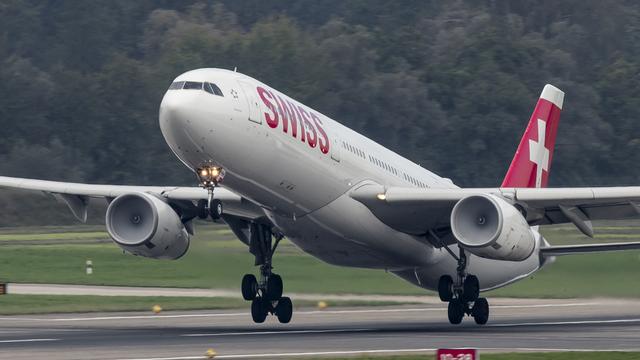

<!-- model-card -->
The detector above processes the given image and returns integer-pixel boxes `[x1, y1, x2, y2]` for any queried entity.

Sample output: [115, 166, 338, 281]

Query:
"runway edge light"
[206, 348, 217, 358]
[436, 348, 478, 360]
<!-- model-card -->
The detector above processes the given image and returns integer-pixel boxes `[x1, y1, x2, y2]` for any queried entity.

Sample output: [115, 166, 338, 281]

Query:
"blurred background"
[1, 0, 640, 225]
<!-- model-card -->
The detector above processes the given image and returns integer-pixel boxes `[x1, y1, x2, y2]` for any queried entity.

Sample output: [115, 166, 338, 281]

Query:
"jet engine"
[450, 194, 535, 261]
[106, 192, 190, 259]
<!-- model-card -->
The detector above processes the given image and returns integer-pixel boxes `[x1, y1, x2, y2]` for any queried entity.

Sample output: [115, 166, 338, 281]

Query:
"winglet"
[501, 84, 564, 188]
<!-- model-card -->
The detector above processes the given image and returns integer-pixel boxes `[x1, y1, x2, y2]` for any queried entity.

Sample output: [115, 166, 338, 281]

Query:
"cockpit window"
[204, 82, 224, 97]
[183, 81, 203, 90]
[168, 80, 224, 97]
[168, 81, 184, 90]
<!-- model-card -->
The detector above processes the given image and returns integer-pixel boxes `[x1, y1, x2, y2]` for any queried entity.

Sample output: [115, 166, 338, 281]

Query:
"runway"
[1, 298, 639, 359]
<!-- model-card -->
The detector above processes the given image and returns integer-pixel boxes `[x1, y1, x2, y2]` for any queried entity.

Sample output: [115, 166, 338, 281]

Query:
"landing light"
[196, 164, 225, 188]
[377, 193, 387, 201]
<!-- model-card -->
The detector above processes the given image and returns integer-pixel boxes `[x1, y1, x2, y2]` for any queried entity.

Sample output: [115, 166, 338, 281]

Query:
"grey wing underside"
[540, 242, 640, 256]
[0, 176, 265, 223]
[350, 182, 640, 255]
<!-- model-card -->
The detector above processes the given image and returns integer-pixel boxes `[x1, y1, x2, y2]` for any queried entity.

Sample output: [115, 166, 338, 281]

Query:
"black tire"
[209, 199, 223, 220]
[196, 199, 208, 219]
[438, 275, 454, 302]
[241, 274, 258, 301]
[472, 297, 489, 325]
[447, 300, 465, 325]
[463, 275, 480, 302]
[275, 297, 293, 324]
[265, 274, 283, 301]
[251, 297, 268, 323]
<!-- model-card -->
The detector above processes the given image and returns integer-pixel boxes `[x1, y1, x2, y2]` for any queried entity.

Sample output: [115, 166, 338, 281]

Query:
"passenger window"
[183, 81, 203, 90]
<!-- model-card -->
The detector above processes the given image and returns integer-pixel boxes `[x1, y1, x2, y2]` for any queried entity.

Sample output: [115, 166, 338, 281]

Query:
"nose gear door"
[238, 81, 261, 124]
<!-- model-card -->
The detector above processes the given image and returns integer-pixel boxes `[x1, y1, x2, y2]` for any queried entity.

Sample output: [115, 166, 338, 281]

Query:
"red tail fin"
[501, 84, 564, 188]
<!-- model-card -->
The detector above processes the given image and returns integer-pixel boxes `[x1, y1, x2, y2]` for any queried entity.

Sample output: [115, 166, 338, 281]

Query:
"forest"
[1, 0, 640, 224]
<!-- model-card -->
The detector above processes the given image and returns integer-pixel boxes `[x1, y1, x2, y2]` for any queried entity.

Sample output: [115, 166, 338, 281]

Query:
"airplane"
[2, 68, 640, 325]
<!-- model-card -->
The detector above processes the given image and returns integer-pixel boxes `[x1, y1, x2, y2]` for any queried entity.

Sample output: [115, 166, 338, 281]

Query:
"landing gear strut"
[195, 164, 225, 221]
[437, 247, 489, 325]
[242, 223, 292, 323]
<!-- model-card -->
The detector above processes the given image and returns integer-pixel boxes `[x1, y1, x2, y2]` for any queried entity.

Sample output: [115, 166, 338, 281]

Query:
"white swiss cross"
[528, 119, 550, 188]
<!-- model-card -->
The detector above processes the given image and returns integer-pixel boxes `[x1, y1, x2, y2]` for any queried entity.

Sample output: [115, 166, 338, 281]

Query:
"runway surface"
[7, 283, 441, 303]
[1, 298, 640, 359]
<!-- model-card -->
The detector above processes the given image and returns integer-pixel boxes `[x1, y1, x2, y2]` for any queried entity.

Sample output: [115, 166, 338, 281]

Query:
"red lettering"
[289, 100, 305, 142]
[311, 112, 330, 154]
[274, 95, 298, 138]
[298, 107, 317, 148]
[257, 86, 278, 128]
[257, 86, 331, 156]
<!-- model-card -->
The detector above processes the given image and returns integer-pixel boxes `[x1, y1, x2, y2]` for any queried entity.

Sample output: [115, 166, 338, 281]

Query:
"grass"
[0, 223, 423, 295]
[487, 251, 640, 298]
[0, 231, 108, 241]
[0, 294, 404, 315]
[0, 222, 639, 298]
[0, 294, 245, 315]
[318, 354, 640, 360]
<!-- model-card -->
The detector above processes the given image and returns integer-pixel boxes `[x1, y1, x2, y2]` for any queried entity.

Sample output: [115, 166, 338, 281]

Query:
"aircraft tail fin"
[501, 84, 564, 188]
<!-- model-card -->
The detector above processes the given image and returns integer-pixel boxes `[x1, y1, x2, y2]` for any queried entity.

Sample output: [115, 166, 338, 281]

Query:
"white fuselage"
[159, 68, 546, 292]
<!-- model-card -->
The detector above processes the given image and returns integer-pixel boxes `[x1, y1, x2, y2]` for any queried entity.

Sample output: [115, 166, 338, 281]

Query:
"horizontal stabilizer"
[541, 242, 640, 256]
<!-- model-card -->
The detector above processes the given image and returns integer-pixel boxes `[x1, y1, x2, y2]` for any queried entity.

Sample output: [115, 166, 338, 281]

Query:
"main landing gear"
[241, 223, 293, 324]
[437, 247, 489, 325]
[194, 164, 292, 323]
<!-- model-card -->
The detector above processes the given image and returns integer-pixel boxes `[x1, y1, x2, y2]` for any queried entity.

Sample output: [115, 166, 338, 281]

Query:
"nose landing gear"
[195, 164, 225, 220]
[242, 223, 293, 324]
[437, 247, 490, 325]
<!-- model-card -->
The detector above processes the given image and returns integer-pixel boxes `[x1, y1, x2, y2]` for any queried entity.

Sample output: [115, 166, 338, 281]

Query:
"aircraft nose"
[159, 90, 190, 127]
[159, 90, 204, 155]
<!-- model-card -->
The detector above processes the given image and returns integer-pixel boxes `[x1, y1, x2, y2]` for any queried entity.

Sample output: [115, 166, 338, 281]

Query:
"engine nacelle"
[450, 194, 535, 261]
[106, 192, 190, 259]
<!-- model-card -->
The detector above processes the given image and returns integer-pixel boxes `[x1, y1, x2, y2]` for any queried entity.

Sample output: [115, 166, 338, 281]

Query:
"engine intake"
[106, 192, 190, 259]
[450, 194, 535, 261]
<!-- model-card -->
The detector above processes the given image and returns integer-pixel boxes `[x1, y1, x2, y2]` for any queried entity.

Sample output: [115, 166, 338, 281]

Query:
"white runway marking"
[117, 348, 441, 360]
[0, 302, 599, 322]
[183, 328, 372, 337]
[115, 347, 640, 360]
[0, 338, 59, 344]
[488, 318, 640, 327]
[179, 317, 640, 339]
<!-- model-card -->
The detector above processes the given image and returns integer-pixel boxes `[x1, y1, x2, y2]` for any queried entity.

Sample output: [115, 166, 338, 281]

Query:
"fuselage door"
[238, 81, 261, 124]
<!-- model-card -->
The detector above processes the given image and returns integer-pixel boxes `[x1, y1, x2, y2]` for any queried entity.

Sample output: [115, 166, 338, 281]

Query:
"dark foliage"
[1, 1, 639, 224]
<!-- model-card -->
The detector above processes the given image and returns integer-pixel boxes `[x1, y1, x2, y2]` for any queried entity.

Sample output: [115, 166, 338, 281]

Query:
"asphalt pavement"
[1, 297, 639, 359]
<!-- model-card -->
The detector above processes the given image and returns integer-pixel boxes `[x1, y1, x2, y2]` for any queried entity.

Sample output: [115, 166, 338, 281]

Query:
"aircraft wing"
[0, 176, 264, 222]
[350, 183, 640, 238]
[540, 241, 640, 256]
